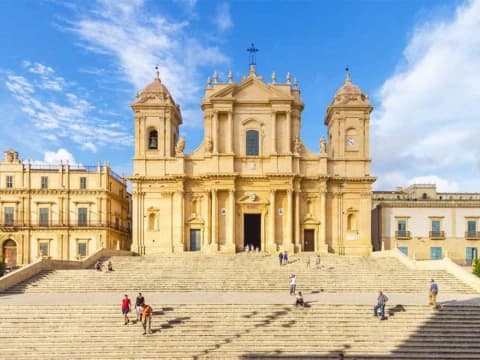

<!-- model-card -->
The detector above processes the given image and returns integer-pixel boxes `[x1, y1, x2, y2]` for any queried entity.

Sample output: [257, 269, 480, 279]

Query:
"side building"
[129, 66, 375, 255]
[0, 150, 131, 268]
[372, 184, 480, 264]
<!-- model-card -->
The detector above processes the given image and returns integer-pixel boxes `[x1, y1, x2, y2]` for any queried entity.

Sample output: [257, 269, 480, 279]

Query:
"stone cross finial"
[271, 72, 276, 84]
[228, 71, 233, 83]
[155, 66, 160, 81]
[286, 72, 291, 84]
[345, 67, 352, 83]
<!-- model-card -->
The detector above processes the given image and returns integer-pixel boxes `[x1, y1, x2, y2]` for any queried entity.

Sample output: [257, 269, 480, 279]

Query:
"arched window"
[148, 130, 158, 149]
[246, 130, 259, 156]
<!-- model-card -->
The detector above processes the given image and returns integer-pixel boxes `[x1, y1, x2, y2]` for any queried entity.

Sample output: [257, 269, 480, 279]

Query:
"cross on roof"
[247, 43, 259, 66]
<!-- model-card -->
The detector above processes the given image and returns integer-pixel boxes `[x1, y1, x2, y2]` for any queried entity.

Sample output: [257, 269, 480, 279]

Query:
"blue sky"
[0, 0, 478, 191]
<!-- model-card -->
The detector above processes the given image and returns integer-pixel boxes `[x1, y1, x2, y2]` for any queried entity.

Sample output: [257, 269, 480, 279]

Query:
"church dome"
[134, 69, 176, 105]
[332, 69, 369, 105]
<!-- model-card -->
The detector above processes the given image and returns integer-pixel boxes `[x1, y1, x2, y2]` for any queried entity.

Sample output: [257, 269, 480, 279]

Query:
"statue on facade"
[205, 136, 213, 153]
[293, 136, 302, 154]
[320, 136, 327, 154]
[175, 137, 186, 155]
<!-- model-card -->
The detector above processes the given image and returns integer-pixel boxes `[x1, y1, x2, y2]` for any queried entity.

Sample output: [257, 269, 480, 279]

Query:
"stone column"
[177, 190, 184, 252]
[227, 189, 236, 252]
[213, 112, 218, 154]
[286, 111, 292, 153]
[211, 189, 218, 249]
[287, 190, 293, 251]
[294, 190, 301, 251]
[204, 192, 211, 246]
[227, 111, 233, 153]
[318, 185, 328, 254]
[271, 111, 277, 154]
[269, 189, 276, 252]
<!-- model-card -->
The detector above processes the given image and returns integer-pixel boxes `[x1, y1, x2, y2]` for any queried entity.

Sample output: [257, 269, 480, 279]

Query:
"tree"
[473, 259, 480, 278]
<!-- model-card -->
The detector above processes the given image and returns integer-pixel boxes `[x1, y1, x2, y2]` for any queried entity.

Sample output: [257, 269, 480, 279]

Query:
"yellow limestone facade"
[129, 66, 375, 255]
[0, 150, 131, 267]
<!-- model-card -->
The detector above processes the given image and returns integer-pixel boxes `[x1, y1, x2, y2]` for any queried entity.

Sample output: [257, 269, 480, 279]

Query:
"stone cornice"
[378, 201, 480, 209]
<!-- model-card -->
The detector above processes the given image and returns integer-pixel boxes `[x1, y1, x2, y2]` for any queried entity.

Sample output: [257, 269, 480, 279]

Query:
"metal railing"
[465, 231, 480, 239]
[0, 221, 130, 233]
[395, 230, 411, 239]
[429, 231, 445, 239]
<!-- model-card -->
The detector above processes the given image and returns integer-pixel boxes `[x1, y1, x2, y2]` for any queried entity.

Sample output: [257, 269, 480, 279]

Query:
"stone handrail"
[0, 248, 133, 292]
[372, 249, 480, 292]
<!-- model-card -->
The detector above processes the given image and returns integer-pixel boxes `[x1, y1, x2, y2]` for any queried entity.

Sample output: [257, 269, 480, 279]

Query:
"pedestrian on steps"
[429, 279, 439, 308]
[289, 273, 296, 295]
[315, 254, 321, 268]
[283, 251, 289, 265]
[121, 294, 131, 325]
[306, 256, 311, 268]
[295, 291, 305, 307]
[135, 292, 145, 323]
[373, 290, 388, 320]
[278, 252, 284, 266]
[141, 303, 153, 335]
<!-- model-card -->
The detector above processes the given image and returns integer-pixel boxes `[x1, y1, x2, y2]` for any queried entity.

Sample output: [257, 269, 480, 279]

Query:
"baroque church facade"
[129, 65, 375, 256]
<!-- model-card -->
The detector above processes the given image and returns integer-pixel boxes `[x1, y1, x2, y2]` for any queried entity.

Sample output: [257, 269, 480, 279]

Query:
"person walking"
[429, 279, 439, 308]
[289, 273, 296, 295]
[278, 252, 284, 266]
[283, 251, 289, 265]
[141, 303, 153, 335]
[306, 256, 311, 268]
[373, 290, 388, 320]
[135, 292, 145, 322]
[315, 255, 321, 268]
[121, 294, 131, 325]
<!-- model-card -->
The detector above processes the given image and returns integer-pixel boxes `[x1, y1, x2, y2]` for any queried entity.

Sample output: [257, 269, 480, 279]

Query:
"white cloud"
[372, 0, 480, 192]
[22, 61, 66, 91]
[4, 65, 133, 152]
[68, 0, 229, 128]
[215, 3, 233, 31]
[44, 148, 76, 164]
[406, 175, 460, 193]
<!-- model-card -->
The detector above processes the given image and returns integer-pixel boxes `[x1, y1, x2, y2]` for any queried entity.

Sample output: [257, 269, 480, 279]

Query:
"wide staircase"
[1, 303, 480, 359]
[2, 253, 480, 359]
[6, 254, 477, 293]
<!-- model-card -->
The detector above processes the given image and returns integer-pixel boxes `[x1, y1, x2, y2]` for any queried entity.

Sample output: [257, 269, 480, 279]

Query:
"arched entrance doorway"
[2, 239, 17, 269]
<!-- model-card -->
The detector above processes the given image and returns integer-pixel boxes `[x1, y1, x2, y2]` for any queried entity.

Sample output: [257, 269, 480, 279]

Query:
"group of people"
[278, 251, 289, 265]
[121, 293, 153, 335]
[373, 279, 440, 321]
[94, 260, 113, 272]
[244, 244, 261, 253]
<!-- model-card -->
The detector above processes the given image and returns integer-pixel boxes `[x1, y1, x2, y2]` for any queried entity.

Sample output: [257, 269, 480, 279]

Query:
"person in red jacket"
[121, 294, 131, 325]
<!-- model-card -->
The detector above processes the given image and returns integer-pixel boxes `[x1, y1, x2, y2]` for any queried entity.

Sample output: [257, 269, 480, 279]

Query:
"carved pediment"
[209, 78, 290, 102]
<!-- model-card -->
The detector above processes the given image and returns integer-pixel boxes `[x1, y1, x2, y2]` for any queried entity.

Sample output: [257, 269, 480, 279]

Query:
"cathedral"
[129, 64, 375, 256]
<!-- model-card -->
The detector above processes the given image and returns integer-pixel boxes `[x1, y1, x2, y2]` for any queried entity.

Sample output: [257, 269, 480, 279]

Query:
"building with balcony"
[372, 184, 480, 264]
[0, 150, 131, 268]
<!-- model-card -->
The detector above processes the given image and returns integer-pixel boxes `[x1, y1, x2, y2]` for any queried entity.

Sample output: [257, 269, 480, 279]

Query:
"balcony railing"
[429, 231, 445, 239]
[0, 221, 130, 233]
[465, 231, 480, 240]
[395, 230, 411, 239]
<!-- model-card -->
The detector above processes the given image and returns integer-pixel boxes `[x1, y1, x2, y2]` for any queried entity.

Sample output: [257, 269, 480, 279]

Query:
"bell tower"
[131, 69, 182, 176]
[324, 69, 375, 256]
[325, 69, 373, 178]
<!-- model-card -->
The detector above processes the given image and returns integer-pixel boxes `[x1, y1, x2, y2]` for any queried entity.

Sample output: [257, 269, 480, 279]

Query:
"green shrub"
[473, 259, 480, 278]
[0, 257, 5, 277]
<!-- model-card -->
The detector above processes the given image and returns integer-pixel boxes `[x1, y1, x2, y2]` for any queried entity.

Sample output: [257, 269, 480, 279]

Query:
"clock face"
[346, 137, 355, 146]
